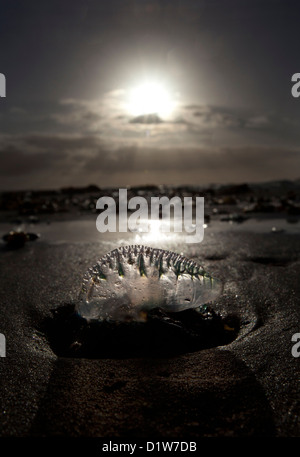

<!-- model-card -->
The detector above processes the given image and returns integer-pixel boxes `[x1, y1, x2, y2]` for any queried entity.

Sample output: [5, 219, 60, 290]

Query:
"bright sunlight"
[127, 82, 175, 118]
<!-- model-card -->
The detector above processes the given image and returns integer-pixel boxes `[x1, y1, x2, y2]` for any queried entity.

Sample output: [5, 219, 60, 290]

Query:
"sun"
[127, 81, 175, 119]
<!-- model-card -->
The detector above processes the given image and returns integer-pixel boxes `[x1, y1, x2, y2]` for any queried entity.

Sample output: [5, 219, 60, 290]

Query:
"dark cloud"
[24, 134, 100, 151]
[0, 133, 299, 189]
[0, 145, 62, 176]
[129, 114, 163, 124]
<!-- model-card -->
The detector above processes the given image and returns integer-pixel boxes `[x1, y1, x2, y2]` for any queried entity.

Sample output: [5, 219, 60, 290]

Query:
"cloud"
[129, 113, 163, 124]
[0, 132, 299, 189]
[2, 93, 299, 189]
[0, 145, 60, 176]
[245, 115, 270, 129]
[24, 133, 100, 151]
[51, 99, 104, 132]
[181, 105, 269, 130]
[47, 94, 300, 154]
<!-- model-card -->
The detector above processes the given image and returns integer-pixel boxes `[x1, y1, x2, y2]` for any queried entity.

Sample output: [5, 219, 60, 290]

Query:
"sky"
[0, 0, 300, 190]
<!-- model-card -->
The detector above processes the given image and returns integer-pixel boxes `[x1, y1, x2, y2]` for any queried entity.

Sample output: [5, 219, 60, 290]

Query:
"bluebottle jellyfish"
[76, 245, 222, 322]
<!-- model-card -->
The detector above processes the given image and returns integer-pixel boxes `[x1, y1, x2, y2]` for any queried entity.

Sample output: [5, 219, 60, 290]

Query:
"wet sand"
[0, 208, 299, 437]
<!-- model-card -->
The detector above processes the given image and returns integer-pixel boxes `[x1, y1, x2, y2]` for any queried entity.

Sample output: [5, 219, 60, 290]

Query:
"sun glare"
[127, 82, 175, 118]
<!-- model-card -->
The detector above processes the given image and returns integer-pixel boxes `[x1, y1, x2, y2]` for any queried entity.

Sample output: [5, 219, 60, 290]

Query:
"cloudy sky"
[0, 0, 300, 190]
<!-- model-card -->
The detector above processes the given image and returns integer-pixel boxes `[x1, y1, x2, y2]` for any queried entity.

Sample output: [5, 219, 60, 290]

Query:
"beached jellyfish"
[76, 245, 222, 322]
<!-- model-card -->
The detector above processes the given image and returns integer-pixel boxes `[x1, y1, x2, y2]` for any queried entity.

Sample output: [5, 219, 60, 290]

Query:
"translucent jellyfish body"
[76, 245, 222, 322]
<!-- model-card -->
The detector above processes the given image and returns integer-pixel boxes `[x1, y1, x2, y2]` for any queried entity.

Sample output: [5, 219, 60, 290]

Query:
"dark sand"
[0, 191, 299, 437]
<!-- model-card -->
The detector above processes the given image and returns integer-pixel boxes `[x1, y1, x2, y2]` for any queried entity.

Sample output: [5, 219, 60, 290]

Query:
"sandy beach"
[0, 184, 299, 438]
